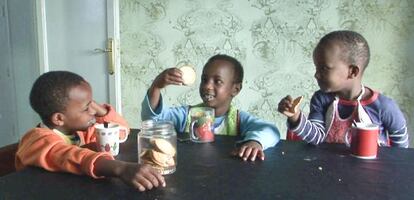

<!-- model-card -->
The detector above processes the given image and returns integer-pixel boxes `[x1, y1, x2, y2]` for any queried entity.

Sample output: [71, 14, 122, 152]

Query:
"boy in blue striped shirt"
[278, 30, 408, 148]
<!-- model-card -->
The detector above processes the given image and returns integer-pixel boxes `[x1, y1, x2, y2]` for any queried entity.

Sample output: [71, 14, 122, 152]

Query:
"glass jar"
[138, 120, 177, 175]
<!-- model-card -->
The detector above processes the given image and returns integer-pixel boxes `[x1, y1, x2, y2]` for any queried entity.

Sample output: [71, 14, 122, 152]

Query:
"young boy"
[142, 54, 280, 161]
[278, 30, 409, 148]
[16, 71, 165, 191]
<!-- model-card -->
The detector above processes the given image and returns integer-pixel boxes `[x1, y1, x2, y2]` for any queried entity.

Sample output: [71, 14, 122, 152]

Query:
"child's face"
[313, 44, 352, 93]
[60, 82, 97, 132]
[199, 59, 240, 115]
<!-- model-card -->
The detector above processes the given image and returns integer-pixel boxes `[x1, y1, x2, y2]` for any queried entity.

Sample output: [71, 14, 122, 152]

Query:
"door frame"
[35, 0, 122, 113]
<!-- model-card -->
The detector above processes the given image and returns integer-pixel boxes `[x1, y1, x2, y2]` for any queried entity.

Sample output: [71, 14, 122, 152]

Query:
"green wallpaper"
[120, 0, 414, 142]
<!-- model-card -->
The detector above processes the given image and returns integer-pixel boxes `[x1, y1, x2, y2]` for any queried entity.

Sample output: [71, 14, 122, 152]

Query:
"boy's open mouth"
[88, 118, 96, 126]
[202, 94, 215, 102]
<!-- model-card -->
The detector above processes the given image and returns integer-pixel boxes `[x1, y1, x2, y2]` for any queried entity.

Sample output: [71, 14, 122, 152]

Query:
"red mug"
[345, 123, 379, 159]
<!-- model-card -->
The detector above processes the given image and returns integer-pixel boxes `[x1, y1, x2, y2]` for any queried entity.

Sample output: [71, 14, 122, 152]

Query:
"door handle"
[94, 48, 111, 53]
[94, 38, 115, 75]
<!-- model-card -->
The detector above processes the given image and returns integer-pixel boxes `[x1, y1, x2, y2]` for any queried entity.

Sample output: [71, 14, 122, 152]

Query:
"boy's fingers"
[278, 102, 291, 112]
[133, 180, 146, 191]
[242, 148, 253, 161]
[282, 110, 295, 118]
[165, 76, 183, 85]
[168, 80, 184, 86]
[150, 169, 166, 187]
[144, 173, 160, 187]
[258, 150, 265, 161]
[172, 67, 182, 74]
[137, 174, 154, 190]
[137, 183, 146, 192]
[250, 149, 258, 161]
[278, 98, 293, 109]
[238, 146, 247, 157]
[167, 68, 183, 79]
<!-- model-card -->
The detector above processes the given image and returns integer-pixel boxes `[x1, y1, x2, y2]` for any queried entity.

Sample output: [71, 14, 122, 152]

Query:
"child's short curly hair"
[30, 71, 87, 126]
[203, 54, 244, 84]
[314, 30, 370, 71]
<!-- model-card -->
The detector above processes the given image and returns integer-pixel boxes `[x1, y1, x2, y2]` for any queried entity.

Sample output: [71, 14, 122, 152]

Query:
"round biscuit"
[150, 150, 173, 167]
[152, 138, 176, 156]
[179, 65, 196, 85]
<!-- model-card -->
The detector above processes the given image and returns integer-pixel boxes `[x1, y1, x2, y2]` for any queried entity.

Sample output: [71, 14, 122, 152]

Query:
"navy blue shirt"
[289, 87, 409, 148]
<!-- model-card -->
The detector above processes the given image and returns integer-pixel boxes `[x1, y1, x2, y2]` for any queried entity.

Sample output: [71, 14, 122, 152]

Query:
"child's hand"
[231, 141, 265, 161]
[90, 100, 108, 117]
[278, 95, 302, 120]
[151, 68, 183, 90]
[148, 68, 184, 110]
[119, 163, 166, 192]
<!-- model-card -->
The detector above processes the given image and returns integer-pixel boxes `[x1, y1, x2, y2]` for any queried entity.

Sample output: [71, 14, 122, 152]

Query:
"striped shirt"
[289, 88, 409, 148]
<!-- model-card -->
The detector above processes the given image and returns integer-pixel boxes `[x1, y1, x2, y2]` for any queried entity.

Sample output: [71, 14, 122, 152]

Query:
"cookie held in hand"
[179, 65, 196, 85]
[283, 96, 303, 117]
[289, 96, 303, 113]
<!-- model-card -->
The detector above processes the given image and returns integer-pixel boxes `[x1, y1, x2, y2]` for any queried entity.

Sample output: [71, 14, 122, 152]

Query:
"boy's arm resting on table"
[288, 92, 328, 145]
[93, 157, 166, 191]
[15, 128, 114, 178]
[380, 97, 409, 148]
[238, 111, 280, 150]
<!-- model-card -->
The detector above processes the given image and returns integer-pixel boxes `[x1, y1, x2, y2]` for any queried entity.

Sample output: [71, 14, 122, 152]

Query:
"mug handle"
[344, 128, 351, 147]
[190, 120, 199, 140]
[118, 126, 129, 143]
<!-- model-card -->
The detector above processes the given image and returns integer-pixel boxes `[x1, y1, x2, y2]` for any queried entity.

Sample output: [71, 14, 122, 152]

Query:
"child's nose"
[314, 71, 320, 80]
[202, 80, 214, 90]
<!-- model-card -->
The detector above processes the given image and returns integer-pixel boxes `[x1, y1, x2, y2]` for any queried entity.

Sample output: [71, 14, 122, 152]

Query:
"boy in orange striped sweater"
[16, 71, 165, 191]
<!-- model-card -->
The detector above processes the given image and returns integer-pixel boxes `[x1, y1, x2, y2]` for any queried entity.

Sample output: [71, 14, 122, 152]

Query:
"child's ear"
[50, 113, 65, 126]
[348, 65, 360, 78]
[231, 83, 242, 97]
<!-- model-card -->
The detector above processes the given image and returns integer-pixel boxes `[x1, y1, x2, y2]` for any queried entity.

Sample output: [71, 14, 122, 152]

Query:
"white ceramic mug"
[95, 123, 128, 156]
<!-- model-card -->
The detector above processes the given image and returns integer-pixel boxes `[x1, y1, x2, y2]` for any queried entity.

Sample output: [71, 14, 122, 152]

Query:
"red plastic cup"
[345, 123, 379, 159]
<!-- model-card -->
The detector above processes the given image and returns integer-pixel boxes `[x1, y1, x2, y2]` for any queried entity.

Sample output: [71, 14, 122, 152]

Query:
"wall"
[119, 0, 414, 142]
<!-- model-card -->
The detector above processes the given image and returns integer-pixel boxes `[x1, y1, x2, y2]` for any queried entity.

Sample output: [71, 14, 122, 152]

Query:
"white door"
[38, 0, 122, 112]
[0, 0, 18, 146]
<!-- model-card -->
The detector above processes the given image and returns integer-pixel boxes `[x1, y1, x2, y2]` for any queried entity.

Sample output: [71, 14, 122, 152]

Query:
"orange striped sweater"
[15, 104, 130, 178]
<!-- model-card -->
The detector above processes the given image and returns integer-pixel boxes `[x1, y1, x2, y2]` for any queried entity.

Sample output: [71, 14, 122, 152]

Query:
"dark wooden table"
[1, 129, 414, 200]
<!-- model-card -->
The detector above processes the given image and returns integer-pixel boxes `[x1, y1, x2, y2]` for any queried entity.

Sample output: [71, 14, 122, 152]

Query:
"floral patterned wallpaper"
[119, 0, 414, 142]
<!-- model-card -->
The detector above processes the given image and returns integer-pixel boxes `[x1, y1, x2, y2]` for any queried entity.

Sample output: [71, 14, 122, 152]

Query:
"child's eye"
[215, 80, 223, 85]
[317, 66, 328, 72]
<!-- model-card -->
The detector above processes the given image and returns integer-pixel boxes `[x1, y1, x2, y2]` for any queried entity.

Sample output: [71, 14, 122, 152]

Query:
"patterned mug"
[189, 107, 215, 143]
[95, 123, 128, 156]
